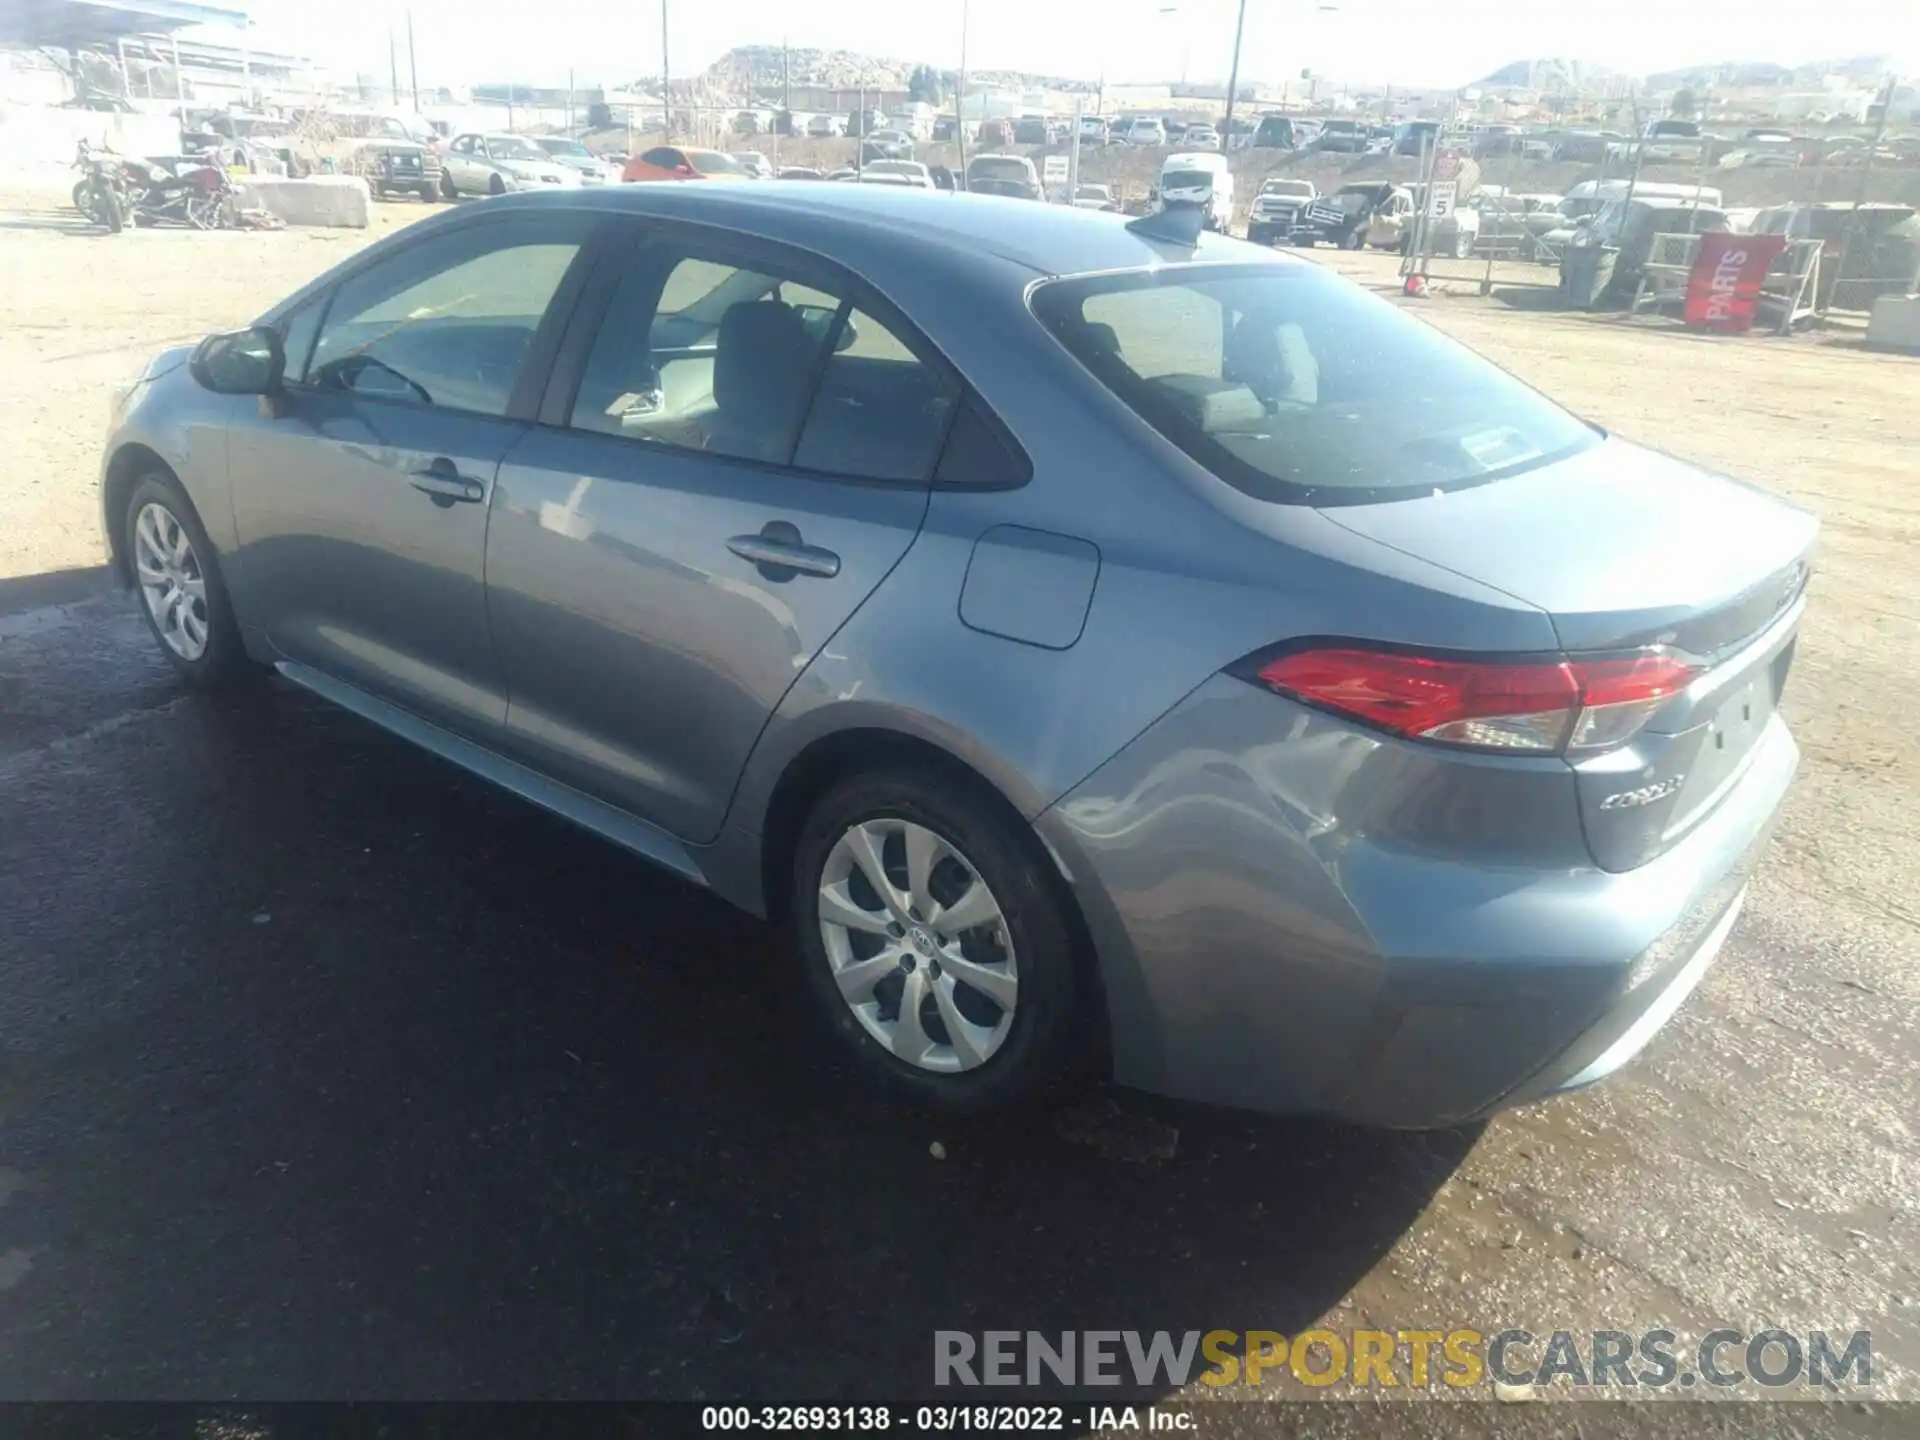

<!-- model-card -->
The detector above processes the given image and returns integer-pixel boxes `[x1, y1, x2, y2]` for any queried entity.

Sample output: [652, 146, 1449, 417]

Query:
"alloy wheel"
[817, 818, 1018, 1074]
[133, 502, 210, 661]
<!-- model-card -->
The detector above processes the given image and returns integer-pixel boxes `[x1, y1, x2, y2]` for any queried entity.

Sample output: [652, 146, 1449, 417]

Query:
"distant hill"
[1642, 55, 1893, 91]
[699, 44, 1088, 99]
[1471, 58, 1624, 93]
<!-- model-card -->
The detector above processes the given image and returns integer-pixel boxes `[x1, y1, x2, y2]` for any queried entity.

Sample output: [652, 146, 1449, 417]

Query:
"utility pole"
[406, 9, 419, 110]
[388, 28, 400, 107]
[661, 0, 672, 140]
[568, 68, 575, 131]
[956, 0, 969, 184]
[1219, 0, 1248, 155]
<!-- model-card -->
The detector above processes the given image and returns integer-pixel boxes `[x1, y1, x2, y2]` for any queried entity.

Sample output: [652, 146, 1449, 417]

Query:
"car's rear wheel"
[123, 473, 250, 686]
[792, 768, 1080, 1112]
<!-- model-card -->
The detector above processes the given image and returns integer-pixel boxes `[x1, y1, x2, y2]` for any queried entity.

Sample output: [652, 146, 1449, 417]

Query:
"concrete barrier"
[1864, 293, 1920, 352]
[230, 175, 372, 228]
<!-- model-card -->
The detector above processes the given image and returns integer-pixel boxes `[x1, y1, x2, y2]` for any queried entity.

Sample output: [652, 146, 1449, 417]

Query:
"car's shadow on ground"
[0, 673, 1476, 1400]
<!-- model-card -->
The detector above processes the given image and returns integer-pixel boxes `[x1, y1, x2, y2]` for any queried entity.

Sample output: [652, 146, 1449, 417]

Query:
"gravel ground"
[1, 185, 1916, 1415]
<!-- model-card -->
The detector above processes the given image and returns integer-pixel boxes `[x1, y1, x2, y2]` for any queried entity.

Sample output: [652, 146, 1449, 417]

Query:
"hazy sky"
[234, 0, 1915, 93]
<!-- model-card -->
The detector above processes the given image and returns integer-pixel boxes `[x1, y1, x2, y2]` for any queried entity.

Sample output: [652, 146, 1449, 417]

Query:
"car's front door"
[226, 211, 598, 736]
[486, 226, 961, 842]
[443, 134, 476, 188]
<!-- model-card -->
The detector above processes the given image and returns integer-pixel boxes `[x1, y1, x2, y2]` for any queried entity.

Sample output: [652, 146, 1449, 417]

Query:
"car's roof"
[483, 183, 1278, 279]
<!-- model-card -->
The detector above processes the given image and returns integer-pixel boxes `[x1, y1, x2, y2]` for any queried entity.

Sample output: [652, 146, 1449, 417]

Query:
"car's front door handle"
[409, 459, 484, 504]
[727, 523, 841, 580]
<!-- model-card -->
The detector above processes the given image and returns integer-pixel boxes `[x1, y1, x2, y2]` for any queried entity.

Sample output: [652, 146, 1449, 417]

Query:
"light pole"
[661, 0, 671, 141]
[956, 0, 969, 182]
[1219, 0, 1248, 154]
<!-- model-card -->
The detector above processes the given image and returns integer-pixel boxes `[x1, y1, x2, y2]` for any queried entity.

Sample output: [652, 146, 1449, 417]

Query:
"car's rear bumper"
[1035, 674, 1798, 1129]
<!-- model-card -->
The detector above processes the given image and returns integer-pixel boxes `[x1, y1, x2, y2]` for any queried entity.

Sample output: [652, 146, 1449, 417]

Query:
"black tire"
[1343, 226, 1366, 250]
[792, 767, 1083, 1112]
[121, 472, 251, 687]
[72, 179, 96, 220]
[487, 172, 505, 196]
[418, 183, 436, 201]
[440, 171, 458, 200]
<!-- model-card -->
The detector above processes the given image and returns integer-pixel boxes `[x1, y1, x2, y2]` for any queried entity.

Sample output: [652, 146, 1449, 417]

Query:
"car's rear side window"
[1030, 262, 1597, 505]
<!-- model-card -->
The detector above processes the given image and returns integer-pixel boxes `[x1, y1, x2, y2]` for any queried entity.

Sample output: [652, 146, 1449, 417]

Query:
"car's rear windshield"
[1029, 263, 1597, 506]
[688, 149, 746, 174]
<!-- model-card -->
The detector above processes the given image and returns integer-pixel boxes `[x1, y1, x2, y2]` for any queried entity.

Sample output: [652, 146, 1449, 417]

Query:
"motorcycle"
[122, 155, 234, 230]
[71, 140, 131, 232]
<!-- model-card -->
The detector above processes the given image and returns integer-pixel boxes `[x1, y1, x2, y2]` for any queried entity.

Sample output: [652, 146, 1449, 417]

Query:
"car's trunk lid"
[1322, 438, 1817, 870]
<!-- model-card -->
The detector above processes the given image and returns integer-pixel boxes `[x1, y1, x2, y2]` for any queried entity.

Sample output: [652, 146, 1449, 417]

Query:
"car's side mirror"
[676, 163, 696, 178]
[192, 325, 284, 395]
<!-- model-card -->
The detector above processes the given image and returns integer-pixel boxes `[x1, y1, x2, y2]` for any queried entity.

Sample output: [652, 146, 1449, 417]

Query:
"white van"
[1156, 152, 1234, 230]
[1561, 179, 1722, 219]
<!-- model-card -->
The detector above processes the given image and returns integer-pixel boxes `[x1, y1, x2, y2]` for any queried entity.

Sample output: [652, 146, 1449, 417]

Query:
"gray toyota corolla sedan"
[100, 184, 1815, 1126]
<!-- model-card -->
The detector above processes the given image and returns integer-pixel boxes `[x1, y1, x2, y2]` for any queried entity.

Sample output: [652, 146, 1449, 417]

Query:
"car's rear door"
[486, 223, 961, 843]
[226, 210, 601, 737]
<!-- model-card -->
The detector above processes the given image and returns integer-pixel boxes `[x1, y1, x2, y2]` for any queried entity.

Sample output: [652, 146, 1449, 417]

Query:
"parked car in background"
[863, 130, 915, 160]
[858, 160, 937, 189]
[534, 135, 620, 185]
[1071, 183, 1118, 211]
[825, 167, 860, 182]
[440, 133, 580, 197]
[1391, 120, 1441, 156]
[964, 153, 1042, 200]
[1124, 117, 1167, 147]
[1612, 119, 1706, 165]
[1250, 114, 1300, 150]
[353, 135, 442, 201]
[1751, 201, 1919, 309]
[1013, 117, 1050, 145]
[778, 166, 825, 181]
[1183, 124, 1221, 149]
[846, 109, 888, 138]
[621, 147, 753, 183]
[933, 116, 959, 142]
[109, 183, 1814, 1126]
[977, 119, 1012, 148]
[731, 151, 775, 180]
[1245, 176, 1317, 244]
[1079, 115, 1109, 145]
[806, 114, 844, 138]
[1314, 118, 1369, 153]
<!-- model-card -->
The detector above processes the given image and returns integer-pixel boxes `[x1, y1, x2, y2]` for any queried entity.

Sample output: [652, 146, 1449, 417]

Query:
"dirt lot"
[2, 185, 1917, 1408]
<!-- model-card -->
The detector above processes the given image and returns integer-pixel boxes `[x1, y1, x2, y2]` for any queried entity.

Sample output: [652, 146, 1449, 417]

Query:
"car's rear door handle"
[409, 458, 484, 504]
[727, 523, 841, 580]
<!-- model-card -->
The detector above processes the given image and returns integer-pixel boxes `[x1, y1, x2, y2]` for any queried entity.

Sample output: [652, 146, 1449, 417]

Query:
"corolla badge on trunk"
[1600, 776, 1686, 810]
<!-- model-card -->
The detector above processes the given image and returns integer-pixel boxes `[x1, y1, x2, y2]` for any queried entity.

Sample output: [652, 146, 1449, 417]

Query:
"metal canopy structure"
[0, 0, 249, 49]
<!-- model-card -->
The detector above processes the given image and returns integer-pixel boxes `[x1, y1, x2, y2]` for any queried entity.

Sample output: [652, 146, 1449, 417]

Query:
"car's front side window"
[569, 244, 957, 481]
[305, 216, 590, 417]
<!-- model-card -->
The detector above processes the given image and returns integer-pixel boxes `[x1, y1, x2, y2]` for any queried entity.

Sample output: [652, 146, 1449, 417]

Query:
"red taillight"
[1251, 646, 1697, 755]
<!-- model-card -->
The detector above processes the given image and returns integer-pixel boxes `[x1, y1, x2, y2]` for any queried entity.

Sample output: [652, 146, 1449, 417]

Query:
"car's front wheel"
[792, 767, 1081, 1112]
[488, 173, 506, 196]
[123, 473, 250, 686]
